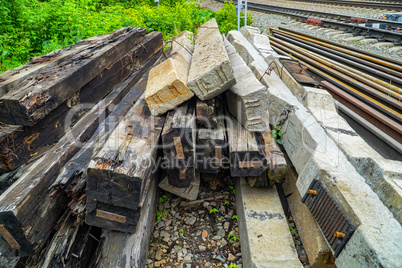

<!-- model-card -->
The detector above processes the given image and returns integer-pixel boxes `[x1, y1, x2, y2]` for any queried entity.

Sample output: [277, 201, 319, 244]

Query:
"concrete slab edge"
[227, 30, 402, 267]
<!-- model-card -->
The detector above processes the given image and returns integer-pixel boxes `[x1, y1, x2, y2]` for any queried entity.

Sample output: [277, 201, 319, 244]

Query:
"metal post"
[245, 0, 248, 26]
[237, 0, 242, 31]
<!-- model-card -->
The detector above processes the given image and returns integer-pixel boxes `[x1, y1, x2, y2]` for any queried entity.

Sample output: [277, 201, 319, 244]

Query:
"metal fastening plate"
[215, 146, 222, 167]
[0, 224, 20, 249]
[173, 137, 185, 160]
[96, 209, 127, 224]
[279, 58, 318, 86]
[302, 179, 355, 258]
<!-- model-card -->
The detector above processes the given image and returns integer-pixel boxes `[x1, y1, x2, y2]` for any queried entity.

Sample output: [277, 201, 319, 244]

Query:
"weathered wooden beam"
[86, 199, 140, 233]
[196, 98, 218, 128]
[0, 53, 161, 256]
[196, 105, 228, 173]
[161, 99, 196, 169]
[166, 166, 195, 189]
[92, 175, 157, 268]
[0, 32, 162, 174]
[0, 27, 130, 97]
[86, 97, 165, 210]
[32, 218, 101, 268]
[260, 130, 288, 184]
[51, 68, 155, 197]
[224, 37, 269, 132]
[0, 27, 146, 126]
[159, 171, 200, 201]
[226, 111, 269, 177]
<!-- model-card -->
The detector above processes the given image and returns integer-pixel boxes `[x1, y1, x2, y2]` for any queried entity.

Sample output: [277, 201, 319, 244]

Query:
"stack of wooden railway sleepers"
[148, 18, 288, 200]
[0, 18, 290, 267]
[0, 27, 163, 267]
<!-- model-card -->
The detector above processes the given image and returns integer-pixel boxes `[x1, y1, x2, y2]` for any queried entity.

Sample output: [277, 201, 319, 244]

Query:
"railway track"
[291, 0, 402, 10]
[269, 27, 402, 158]
[217, 0, 402, 42]
[240, 1, 402, 31]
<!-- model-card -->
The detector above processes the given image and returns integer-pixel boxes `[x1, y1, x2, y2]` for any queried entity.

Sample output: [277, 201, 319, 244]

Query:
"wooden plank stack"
[0, 29, 162, 174]
[0, 27, 163, 266]
[86, 95, 165, 232]
[142, 18, 289, 198]
[0, 21, 290, 267]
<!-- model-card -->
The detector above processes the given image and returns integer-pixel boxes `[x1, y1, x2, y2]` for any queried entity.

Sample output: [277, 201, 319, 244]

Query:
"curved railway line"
[269, 28, 402, 159]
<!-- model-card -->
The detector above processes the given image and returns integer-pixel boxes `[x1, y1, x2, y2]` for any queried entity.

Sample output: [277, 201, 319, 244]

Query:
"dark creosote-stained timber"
[35, 218, 102, 268]
[0, 27, 146, 126]
[261, 130, 288, 184]
[226, 111, 269, 177]
[196, 98, 218, 129]
[196, 104, 228, 173]
[167, 166, 196, 189]
[0, 31, 163, 174]
[0, 28, 131, 98]
[93, 177, 158, 268]
[161, 99, 197, 169]
[0, 52, 162, 257]
[86, 96, 165, 211]
[51, 69, 155, 197]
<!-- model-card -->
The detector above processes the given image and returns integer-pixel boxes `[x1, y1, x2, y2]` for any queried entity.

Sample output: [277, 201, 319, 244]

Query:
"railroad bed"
[0, 19, 402, 268]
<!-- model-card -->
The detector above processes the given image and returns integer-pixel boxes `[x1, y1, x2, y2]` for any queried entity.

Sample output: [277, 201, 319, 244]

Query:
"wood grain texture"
[261, 130, 288, 184]
[93, 174, 158, 268]
[196, 104, 228, 173]
[0, 28, 131, 98]
[51, 66, 156, 197]
[0, 50, 161, 256]
[196, 98, 218, 129]
[0, 32, 162, 174]
[225, 111, 269, 177]
[86, 96, 165, 210]
[0, 27, 146, 126]
[161, 99, 196, 169]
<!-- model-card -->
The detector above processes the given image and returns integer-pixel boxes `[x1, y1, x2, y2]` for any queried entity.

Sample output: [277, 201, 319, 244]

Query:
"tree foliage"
[0, 0, 251, 73]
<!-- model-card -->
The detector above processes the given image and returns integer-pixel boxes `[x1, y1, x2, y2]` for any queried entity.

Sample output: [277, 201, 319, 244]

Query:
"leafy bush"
[0, 0, 213, 73]
[215, 1, 253, 34]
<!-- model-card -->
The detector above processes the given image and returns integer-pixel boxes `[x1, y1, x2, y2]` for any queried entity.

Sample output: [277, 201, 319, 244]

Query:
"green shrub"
[215, 1, 253, 34]
[0, 0, 214, 73]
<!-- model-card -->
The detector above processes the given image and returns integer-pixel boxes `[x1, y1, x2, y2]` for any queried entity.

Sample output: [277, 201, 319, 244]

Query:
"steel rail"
[271, 33, 402, 96]
[269, 42, 402, 143]
[336, 102, 402, 159]
[273, 28, 402, 71]
[272, 32, 402, 81]
[291, 0, 402, 9]
[247, 2, 402, 29]
[220, 1, 402, 44]
[269, 39, 402, 118]
[217, 1, 402, 30]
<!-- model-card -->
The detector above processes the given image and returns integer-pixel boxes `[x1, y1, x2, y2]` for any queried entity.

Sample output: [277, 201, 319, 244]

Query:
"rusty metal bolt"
[307, 189, 317, 196]
[334, 232, 345, 239]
